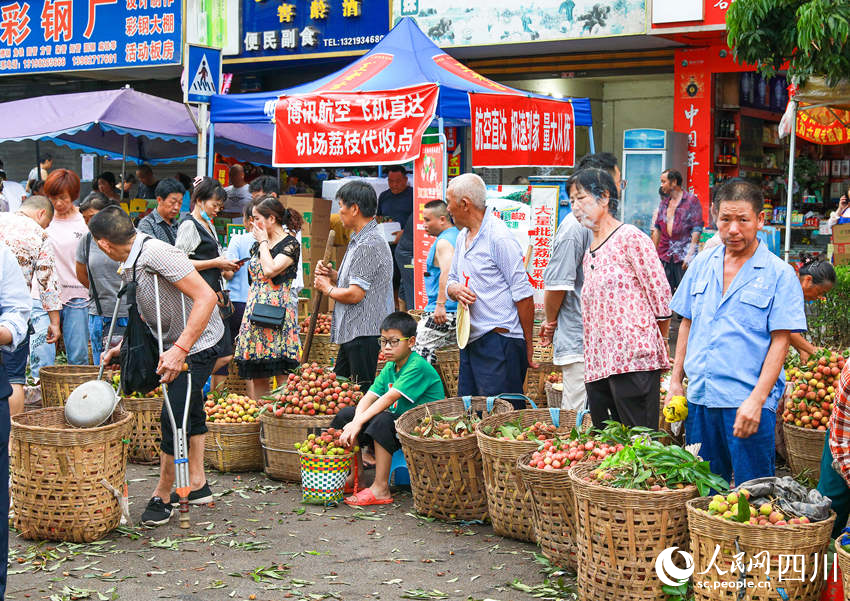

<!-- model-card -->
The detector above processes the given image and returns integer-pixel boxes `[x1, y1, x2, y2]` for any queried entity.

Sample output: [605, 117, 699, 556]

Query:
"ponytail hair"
[798, 252, 836, 286]
[254, 195, 302, 233]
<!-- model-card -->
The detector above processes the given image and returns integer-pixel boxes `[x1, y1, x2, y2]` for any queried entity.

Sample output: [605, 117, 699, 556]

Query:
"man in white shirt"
[1, 178, 26, 213]
[223, 164, 252, 214]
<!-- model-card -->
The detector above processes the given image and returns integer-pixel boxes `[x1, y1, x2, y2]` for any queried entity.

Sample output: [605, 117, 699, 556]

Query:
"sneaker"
[169, 482, 213, 506]
[141, 497, 173, 527]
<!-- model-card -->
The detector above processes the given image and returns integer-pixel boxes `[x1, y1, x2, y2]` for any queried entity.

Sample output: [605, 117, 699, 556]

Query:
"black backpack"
[119, 237, 162, 396]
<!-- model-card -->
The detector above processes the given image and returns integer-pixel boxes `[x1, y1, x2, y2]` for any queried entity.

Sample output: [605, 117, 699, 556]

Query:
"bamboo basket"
[835, 537, 850, 601]
[205, 420, 262, 472]
[11, 407, 132, 542]
[532, 339, 554, 364]
[222, 361, 249, 396]
[395, 396, 514, 521]
[259, 412, 334, 481]
[570, 461, 697, 601]
[516, 451, 578, 569]
[544, 381, 563, 409]
[39, 365, 112, 408]
[524, 363, 555, 406]
[299, 333, 340, 367]
[435, 346, 460, 398]
[783, 423, 826, 483]
[687, 497, 835, 601]
[122, 396, 162, 464]
[475, 408, 591, 542]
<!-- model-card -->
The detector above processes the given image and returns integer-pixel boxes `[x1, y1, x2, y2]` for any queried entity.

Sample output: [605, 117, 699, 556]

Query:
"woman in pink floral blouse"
[570, 168, 672, 429]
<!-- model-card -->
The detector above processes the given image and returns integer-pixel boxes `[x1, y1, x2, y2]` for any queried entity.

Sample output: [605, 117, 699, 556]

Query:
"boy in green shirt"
[333, 312, 444, 506]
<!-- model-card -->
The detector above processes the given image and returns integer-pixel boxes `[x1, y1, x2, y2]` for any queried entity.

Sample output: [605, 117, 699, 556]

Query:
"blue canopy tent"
[209, 17, 594, 164]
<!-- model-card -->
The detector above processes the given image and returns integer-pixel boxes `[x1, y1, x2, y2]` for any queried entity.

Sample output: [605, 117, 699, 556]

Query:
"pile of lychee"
[204, 393, 260, 424]
[294, 428, 356, 456]
[783, 352, 845, 430]
[546, 371, 562, 384]
[267, 363, 362, 417]
[528, 438, 626, 471]
[299, 313, 332, 335]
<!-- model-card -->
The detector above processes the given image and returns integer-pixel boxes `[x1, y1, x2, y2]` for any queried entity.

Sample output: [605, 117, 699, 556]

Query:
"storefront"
[653, 0, 849, 260]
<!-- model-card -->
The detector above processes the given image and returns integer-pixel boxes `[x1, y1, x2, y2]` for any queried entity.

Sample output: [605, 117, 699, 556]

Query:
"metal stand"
[153, 275, 192, 529]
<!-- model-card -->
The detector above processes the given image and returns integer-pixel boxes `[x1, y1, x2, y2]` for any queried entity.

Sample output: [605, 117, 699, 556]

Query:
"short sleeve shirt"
[75, 234, 128, 318]
[670, 242, 807, 411]
[543, 213, 592, 364]
[369, 351, 445, 415]
[377, 186, 413, 227]
[331, 220, 394, 345]
[653, 192, 704, 263]
[119, 234, 224, 353]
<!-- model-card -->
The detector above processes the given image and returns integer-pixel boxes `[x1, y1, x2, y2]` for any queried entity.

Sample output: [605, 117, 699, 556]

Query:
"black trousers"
[662, 260, 685, 294]
[0, 363, 11, 600]
[330, 406, 400, 455]
[334, 335, 380, 390]
[586, 369, 662, 429]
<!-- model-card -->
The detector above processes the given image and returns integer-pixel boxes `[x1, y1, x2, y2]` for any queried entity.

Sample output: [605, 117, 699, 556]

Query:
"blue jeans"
[30, 298, 90, 380]
[685, 403, 776, 487]
[88, 315, 128, 366]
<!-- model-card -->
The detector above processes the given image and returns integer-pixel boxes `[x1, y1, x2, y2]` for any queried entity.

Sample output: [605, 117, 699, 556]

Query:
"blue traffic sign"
[184, 43, 221, 104]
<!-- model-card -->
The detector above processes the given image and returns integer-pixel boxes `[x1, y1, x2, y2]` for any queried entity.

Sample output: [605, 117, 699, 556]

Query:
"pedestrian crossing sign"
[184, 44, 222, 104]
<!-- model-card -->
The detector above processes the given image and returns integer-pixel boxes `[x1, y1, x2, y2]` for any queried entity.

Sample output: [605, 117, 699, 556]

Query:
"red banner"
[272, 83, 439, 167]
[318, 53, 394, 93]
[796, 110, 850, 145]
[470, 93, 575, 168]
[413, 143, 444, 311]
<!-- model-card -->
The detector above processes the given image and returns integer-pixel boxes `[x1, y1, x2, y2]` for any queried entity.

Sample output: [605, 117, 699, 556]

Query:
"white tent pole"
[784, 100, 798, 263]
[120, 133, 127, 202]
[207, 122, 215, 178]
[588, 125, 596, 154]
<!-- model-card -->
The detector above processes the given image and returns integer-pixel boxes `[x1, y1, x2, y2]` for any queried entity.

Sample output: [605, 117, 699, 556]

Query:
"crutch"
[152, 274, 192, 529]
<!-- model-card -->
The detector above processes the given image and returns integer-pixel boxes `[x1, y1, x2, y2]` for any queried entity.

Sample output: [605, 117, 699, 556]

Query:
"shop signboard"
[412, 142, 444, 311]
[471, 93, 575, 168]
[485, 185, 559, 310]
[236, 0, 390, 62]
[0, 0, 182, 75]
[393, 0, 645, 47]
[272, 83, 439, 167]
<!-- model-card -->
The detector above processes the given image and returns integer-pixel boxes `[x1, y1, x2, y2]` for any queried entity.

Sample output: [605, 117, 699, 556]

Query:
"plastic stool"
[389, 449, 409, 486]
[202, 377, 211, 399]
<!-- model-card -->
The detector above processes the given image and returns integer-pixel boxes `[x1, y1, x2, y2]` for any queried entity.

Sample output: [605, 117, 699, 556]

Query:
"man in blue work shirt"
[667, 178, 806, 485]
[0, 242, 33, 599]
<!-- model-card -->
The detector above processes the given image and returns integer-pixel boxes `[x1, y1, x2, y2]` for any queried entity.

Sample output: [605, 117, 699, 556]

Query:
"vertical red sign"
[413, 143, 445, 311]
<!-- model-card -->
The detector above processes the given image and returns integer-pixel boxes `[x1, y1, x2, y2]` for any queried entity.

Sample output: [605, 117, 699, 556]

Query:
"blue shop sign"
[235, 0, 390, 62]
[0, 0, 182, 75]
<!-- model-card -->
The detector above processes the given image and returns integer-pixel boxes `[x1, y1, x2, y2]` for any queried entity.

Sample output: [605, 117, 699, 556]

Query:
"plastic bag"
[735, 476, 832, 522]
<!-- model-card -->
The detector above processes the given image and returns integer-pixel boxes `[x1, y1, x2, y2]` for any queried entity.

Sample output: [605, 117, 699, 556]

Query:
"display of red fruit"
[784, 350, 844, 430]
[299, 314, 332, 335]
[266, 363, 363, 417]
[528, 437, 625, 471]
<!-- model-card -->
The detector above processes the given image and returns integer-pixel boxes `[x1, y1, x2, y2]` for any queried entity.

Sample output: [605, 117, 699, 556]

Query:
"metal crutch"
[152, 274, 192, 529]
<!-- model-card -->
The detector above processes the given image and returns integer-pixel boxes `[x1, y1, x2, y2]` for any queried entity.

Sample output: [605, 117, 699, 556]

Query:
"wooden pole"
[302, 230, 337, 364]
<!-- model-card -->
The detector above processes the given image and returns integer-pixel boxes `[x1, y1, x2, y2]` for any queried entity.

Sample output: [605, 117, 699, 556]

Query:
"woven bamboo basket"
[122, 396, 162, 464]
[783, 423, 825, 483]
[205, 420, 262, 472]
[299, 333, 340, 367]
[39, 365, 112, 408]
[544, 381, 563, 409]
[532, 339, 554, 364]
[835, 537, 850, 600]
[222, 361, 250, 397]
[395, 396, 514, 521]
[524, 363, 555, 406]
[516, 450, 578, 569]
[11, 407, 133, 543]
[259, 412, 334, 481]
[475, 408, 591, 542]
[570, 461, 697, 601]
[435, 346, 460, 398]
[687, 497, 835, 601]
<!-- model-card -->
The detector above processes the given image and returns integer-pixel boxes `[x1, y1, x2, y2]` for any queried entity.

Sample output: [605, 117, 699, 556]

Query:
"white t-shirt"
[2, 180, 26, 212]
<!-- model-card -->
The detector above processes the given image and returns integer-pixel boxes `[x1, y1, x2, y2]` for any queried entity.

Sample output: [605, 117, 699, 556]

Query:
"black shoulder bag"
[119, 238, 162, 396]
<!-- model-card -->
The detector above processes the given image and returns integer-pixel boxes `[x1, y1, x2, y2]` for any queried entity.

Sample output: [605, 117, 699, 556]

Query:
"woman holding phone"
[828, 186, 850, 229]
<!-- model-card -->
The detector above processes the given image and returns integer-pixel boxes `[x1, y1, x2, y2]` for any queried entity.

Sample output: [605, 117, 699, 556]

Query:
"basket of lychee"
[543, 371, 563, 408]
[263, 363, 363, 418]
[687, 488, 836, 599]
[203, 389, 263, 472]
[296, 428, 358, 506]
[298, 314, 338, 364]
[782, 350, 845, 482]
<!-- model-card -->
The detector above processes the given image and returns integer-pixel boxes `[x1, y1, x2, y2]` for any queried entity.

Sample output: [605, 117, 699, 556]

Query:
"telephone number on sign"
[323, 35, 384, 47]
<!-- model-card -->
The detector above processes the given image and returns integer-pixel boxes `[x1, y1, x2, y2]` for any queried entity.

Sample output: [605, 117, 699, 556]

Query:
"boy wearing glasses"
[332, 312, 444, 507]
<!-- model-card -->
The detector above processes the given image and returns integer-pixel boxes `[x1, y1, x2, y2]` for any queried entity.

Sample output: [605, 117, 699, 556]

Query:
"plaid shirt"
[829, 363, 850, 481]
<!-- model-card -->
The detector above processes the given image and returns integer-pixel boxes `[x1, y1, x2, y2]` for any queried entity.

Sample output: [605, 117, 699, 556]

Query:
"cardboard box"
[834, 242, 850, 266]
[832, 224, 850, 244]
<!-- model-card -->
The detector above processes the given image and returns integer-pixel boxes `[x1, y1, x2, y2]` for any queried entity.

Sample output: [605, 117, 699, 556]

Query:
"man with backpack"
[92, 206, 225, 527]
